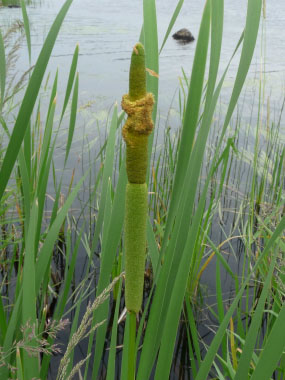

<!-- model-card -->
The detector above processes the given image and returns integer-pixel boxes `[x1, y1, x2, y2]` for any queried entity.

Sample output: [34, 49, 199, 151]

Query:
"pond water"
[1, 1, 285, 378]
[1, 0, 285, 116]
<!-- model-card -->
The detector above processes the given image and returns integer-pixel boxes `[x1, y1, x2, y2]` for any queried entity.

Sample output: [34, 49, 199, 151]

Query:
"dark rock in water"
[172, 28, 194, 43]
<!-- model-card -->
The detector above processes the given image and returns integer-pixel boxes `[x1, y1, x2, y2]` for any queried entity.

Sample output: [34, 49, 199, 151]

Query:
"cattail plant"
[121, 42, 154, 379]
[122, 42, 154, 314]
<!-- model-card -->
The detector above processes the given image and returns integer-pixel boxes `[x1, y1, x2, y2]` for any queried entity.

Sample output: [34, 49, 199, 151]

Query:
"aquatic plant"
[121, 42, 154, 379]
[0, 0, 284, 379]
[122, 43, 154, 315]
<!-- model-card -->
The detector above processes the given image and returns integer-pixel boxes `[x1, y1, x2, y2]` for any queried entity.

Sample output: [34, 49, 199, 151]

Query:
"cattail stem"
[127, 311, 136, 380]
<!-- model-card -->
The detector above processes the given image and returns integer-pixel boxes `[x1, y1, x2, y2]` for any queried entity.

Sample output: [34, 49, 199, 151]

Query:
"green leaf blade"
[0, 0, 74, 202]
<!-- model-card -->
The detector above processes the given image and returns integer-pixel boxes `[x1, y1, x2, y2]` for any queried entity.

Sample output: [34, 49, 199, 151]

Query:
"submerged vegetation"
[0, 0, 284, 379]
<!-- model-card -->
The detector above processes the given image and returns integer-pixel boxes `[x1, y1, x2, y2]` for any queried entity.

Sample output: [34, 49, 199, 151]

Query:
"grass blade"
[121, 313, 130, 379]
[106, 279, 123, 380]
[206, 0, 223, 105]
[21, 0, 31, 64]
[143, 0, 159, 106]
[89, 161, 127, 379]
[35, 168, 89, 290]
[0, 295, 7, 344]
[0, 29, 6, 106]
[147, 217, 159, 276]
[64, 72, 79, 165]
[223, 0, 262, 129]
[216, 260, 227, 370]
[0, 0, 74, 202]
[195, 216, 285, 380]
[18, 148, 31, 225]
[235, 244, 279, 379]
[22, 199, 39, 379]
[159, 0, 184, 53]
[60, 44, 79, 123]
[143, 0, 159, 164]
[16, 348, 24, 380]
[90, 105, 118, 252]
[161, 0, 211, 255]
[35, 99, 57, 246]
[138, 3, 212, 378]
[251, 303, 285, 380]
[89, 181, 113, 378]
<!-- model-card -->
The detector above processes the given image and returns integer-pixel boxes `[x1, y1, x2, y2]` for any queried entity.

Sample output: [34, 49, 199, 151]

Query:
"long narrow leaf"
[60, 44, 79, 123]
[143, 0, 159, 161]
[235, 247, 279, 379]
[0, 292, 22, 379]
[90, 105, 118, 252]
[143, 0, 159, 109]
[195, 216, 285, 380]
[223, 0, 262, 132]
[22, 199, 39, 379]
[251, 303, 285, 380]
[137, 3, 212, 378]
[21, 0, 31, 64]
[159, 0, 184, 53]
[90, 180, 113, 378]
[0, 29, 6, 105]
[161, 0, 211, 256]
[35, 168, 89, 289]
[106, 279, 123, 380]
[0, 0, 74, 202]
[64, 72, 79, 165]
[89, 161, 127, 379]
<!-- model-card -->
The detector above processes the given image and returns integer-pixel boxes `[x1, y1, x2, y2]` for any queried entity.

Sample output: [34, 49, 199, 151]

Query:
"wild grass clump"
[0, 0, 284, 379]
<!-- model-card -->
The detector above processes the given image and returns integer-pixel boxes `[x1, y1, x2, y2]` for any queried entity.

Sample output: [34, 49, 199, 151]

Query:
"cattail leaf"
[106, 279, 123, 380]
[160, 0, 184, 53]
[235, 246, 280, 379]
[143, 0, 159, 169]
[143, 0, 159, 104]
[35, 168, 89, 289]
[0, 29, 5, 106]
[90, 105, 118, 253]
[250, 303, 285, 380]
[88, 159, 127, 379]
[64, 72, 79, 165]
[21, 0, 31, 64]
[137, 2, 211, 377]
[60, 44, 79, 123]
[22, 199, 39, 378]
[0, 0, 74, 202]
[195, 216, 285, 380]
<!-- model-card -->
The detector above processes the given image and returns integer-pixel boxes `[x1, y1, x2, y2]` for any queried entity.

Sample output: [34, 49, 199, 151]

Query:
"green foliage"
[0, 0, 74, 202]
[0, 30, 5, 107]
[0, 0, 284, 379]
[129, 43, 146, 101]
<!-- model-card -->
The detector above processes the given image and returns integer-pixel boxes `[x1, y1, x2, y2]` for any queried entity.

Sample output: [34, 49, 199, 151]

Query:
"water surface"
[1, 0, 285, 113]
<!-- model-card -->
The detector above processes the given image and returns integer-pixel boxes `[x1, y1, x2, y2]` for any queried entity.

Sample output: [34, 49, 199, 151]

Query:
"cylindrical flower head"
[124, 183, 148, 313]
[129, 43, 146, 101]
[122, 43, 154, 314]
